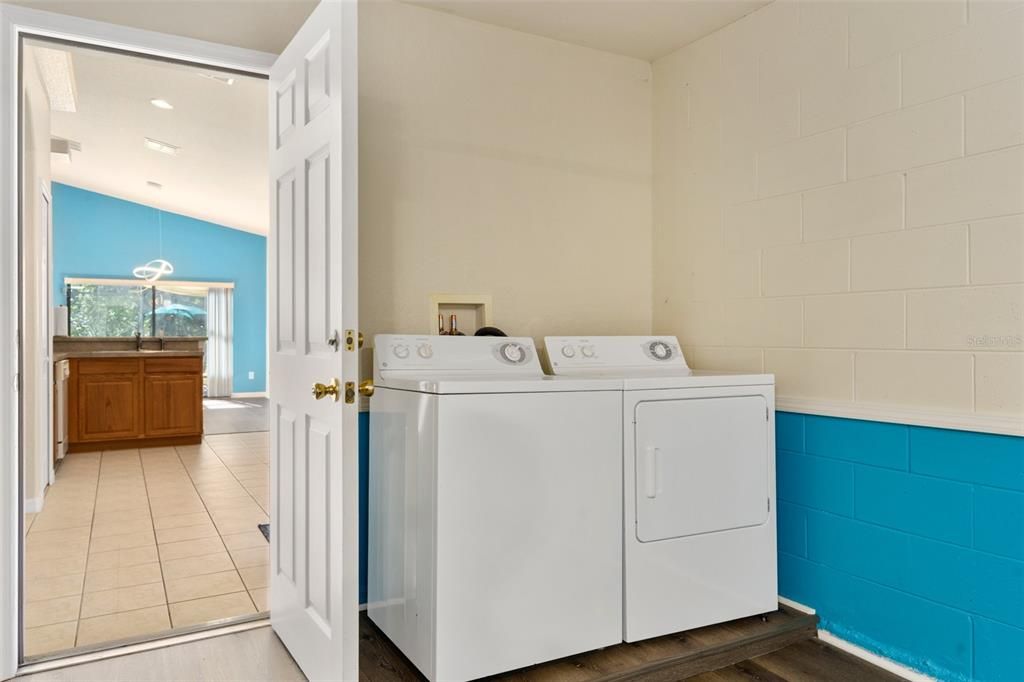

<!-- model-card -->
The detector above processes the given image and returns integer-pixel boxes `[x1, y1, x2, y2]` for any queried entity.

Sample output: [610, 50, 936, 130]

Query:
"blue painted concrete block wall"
[777, 412, 1024, 682]
[52, 184, 267, 393]
[358, 411, 1023, 679]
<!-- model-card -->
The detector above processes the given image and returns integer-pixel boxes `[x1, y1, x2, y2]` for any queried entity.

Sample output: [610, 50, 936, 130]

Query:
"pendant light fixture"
[133, 207, 174, 282]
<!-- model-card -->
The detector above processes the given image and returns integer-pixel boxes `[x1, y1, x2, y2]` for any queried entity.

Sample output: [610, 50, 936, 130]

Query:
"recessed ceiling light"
[150, 98, 174, 110]
[198, 72, 235, 86]
[143, 137, 181, 156]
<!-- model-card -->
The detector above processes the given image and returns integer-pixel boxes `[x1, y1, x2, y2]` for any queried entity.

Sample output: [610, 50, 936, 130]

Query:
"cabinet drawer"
[144, 357, 202, 374]
[77, 358, 141, 375]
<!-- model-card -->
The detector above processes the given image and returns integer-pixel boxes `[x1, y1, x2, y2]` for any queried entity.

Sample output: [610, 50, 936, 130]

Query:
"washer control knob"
[581, 344, 596, 358]
[648, 340, 673, 360]
[417, 343, 433, 359]
[560, 345, 576, 358]
[499, 342, 527, 364]
[392, 344, 410, 359]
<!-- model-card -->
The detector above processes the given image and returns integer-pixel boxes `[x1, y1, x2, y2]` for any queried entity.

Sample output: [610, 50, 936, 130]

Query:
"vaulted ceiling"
[30, 39, 269, 233]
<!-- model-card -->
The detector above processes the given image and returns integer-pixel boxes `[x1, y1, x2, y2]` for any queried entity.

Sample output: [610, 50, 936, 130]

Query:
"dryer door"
[634, 395, 769, 542]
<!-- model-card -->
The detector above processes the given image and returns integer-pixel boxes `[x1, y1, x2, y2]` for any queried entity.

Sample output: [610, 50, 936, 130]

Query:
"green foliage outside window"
[68, 282, 209, 338]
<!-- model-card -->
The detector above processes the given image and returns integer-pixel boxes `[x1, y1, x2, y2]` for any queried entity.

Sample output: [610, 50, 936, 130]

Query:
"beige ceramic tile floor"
[22, 432, 271, 659]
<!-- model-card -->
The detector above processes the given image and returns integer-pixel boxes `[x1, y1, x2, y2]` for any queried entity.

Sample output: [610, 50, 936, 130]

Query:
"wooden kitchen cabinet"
[143, 358, 203, 437]
[67, 355, 203, 452]
[73, 359, 143, 442]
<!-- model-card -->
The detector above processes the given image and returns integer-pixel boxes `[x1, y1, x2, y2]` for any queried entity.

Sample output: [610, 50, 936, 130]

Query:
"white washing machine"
[544, 336, 777, 643]
[367, 334, 623, 682]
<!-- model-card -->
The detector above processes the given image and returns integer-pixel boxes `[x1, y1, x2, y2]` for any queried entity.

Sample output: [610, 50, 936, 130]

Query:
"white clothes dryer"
[544, 336, 777, 643]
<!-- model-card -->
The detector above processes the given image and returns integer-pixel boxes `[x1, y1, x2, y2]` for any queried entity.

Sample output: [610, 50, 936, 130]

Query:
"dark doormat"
[258, 523, 270, 542]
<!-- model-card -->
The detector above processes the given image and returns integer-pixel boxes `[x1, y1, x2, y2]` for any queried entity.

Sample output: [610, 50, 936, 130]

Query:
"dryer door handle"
[644, 446, 661, 499]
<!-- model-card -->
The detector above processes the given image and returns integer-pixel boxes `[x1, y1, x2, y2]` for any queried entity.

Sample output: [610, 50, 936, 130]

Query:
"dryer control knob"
[499, 342, 527, 364]
[392, 344, 410, 359]
[417, 343, 433, 359]
[648, 340, 673, 360]
[560, 345, 576, 358]
[581, 344, 596, 358]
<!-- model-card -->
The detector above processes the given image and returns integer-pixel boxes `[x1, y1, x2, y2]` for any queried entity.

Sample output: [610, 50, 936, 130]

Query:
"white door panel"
[269, 2, 358, 680]
[634, 395, 769, 543]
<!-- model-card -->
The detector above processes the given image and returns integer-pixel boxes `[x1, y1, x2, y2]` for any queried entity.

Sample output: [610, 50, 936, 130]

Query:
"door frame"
[0, 5, 276, 677]
[37, 179, 53, 493]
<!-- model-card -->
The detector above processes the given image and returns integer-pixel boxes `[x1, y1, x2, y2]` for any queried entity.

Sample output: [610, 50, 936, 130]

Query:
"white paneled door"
[268, 1, 359, 680]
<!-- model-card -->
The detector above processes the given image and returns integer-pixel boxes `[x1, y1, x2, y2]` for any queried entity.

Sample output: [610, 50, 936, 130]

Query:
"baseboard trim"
[775, 397, 1023, 437]
[777, 596, 815, 615]
[818, 630, 936, 682]
[229, 392, 267, 399]
[24, 497, 43, 513]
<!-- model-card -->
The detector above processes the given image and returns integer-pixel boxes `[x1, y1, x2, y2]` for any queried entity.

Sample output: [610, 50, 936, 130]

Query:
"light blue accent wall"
[778, 412, 1024, 682]
[358, 410, 1024, 681]
[52, 184, 267, 393]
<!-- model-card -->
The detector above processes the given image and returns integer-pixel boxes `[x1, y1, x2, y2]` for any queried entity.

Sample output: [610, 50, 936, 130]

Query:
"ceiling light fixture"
[133, 208, 174, 282]
[150, 98, 174, 110]
[143, 137, 181, 156]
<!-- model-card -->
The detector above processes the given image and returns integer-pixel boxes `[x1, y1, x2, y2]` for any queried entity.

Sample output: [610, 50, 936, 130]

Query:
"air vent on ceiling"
[144, 137, 181, 156]
[198, 72, 235, 86]
[146, 181, 163, 189]
[50, 137, 81, 163]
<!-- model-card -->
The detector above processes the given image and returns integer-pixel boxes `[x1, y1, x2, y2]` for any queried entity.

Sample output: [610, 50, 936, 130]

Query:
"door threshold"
[17, 613, 270, 677]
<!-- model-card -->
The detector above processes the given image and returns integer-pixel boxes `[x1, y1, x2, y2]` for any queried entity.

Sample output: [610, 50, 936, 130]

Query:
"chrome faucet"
[135, 331, 143, 351]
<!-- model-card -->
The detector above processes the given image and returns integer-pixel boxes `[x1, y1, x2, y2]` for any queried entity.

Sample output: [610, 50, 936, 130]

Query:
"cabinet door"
[144, 373, 203, 436]
[76, 373, 143, 442]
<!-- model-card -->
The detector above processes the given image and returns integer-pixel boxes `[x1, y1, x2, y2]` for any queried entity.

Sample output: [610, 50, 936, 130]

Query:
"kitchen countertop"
[54, 350, 204, 361]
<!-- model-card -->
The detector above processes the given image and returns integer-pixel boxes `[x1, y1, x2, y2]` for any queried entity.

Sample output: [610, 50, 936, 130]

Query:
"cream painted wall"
[359, 0, 652, 343]
[21, 48, 52, 509]
[652, 1, 1024, 424]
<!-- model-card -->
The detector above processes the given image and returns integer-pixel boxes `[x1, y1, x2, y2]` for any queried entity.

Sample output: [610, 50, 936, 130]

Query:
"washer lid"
[377, 373, 621, 394]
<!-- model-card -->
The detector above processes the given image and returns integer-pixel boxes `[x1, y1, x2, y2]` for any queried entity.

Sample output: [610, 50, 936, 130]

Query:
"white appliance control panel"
[375, 334, 541, 374]
[544, 336, 688, 371]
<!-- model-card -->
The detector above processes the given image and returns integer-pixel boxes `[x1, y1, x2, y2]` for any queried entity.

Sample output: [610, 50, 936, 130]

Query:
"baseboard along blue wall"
[358, 411, 1023, 680]
[52, 184, 267, 393]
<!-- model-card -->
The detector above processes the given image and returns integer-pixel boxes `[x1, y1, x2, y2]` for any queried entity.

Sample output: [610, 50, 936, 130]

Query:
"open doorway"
[20, 37, 271, 660]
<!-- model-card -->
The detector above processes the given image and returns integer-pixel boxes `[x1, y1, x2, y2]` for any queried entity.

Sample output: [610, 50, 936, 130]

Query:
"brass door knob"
[358, 379, 375, 397]
[312, 378, 340, 402]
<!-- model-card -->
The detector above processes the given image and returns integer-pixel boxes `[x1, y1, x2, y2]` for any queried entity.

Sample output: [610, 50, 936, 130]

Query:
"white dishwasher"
[54, 359, 69, 462]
